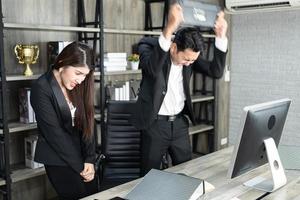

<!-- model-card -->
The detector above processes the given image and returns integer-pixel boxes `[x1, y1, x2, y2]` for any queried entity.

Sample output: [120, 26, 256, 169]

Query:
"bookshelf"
[0, 52, 140, 200]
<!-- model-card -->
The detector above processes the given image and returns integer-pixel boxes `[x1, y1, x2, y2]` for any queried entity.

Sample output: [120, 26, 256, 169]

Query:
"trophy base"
[24, 64, 33, 76]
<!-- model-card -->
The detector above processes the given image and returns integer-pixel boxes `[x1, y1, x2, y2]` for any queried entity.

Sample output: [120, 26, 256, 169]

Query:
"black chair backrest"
[102, 101, 141, 181]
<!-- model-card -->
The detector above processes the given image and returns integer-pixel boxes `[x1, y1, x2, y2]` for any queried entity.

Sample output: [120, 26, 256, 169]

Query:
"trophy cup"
[14, 44, 39, 76]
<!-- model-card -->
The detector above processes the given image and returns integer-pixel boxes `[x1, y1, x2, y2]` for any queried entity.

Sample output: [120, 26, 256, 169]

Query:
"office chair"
[99, 101, 142, 190]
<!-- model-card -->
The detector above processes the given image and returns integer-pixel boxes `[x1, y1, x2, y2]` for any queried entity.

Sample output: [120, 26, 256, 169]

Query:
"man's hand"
[163, 3, 184, 40]
[80, 163, 95, 182]
[214, 11, 228, 39]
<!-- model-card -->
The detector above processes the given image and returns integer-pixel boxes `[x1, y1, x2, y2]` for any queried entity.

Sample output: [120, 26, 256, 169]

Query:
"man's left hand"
[214, 11, 228, 39]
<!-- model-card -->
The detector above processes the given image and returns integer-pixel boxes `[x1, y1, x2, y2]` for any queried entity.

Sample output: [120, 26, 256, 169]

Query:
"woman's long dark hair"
[53, 41, 95, 140]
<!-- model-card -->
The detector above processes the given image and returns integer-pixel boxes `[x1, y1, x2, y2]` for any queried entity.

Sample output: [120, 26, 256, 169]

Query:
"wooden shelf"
[11, 166, 45, 184]
[191, 95, 214, 103]
[0, 112, 101, 134]
[104, 28, 160, 36]
[4, 23, 160, 35]
[106, 69, 141, 75]
[0, 177, 5, 186]
[189, 124, 214, 135]
[4, 70, 141, 82]
[94, 69, 141, 76]
[0, 166, 45, 186]
[0, 122, 37, 134]
[4, 23, 100, 33]
[5, 74, 41, 81]
[4, 23, 215, 38]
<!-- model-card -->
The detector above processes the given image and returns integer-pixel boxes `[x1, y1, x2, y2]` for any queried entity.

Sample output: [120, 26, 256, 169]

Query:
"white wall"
[229, 10, 300, 146]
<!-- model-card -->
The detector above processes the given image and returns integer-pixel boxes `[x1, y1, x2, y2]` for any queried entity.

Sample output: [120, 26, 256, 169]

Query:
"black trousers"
[141, 115, 192, 175]
[45, 165, 97, 200]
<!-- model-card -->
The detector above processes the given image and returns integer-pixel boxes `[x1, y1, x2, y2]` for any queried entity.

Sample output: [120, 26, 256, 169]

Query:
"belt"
[156, 113, 183, 122]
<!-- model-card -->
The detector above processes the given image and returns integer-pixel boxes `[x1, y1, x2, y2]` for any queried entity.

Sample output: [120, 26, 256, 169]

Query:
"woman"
[31, 41, 97, 199]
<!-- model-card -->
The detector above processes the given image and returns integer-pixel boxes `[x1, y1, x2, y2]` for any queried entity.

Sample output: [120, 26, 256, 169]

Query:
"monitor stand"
[243, 138, 287, 192]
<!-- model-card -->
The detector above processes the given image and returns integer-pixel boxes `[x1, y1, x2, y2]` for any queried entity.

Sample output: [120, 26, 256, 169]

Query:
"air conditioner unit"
[226, 0, 300, 13]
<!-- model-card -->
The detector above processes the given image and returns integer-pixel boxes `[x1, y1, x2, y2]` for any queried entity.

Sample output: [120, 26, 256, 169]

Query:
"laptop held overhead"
[177, 0, 220, 28]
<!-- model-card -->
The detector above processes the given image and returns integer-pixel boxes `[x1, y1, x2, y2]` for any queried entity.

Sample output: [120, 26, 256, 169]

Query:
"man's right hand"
[214, 11, 228, 39]
[163, 3, 184, 40]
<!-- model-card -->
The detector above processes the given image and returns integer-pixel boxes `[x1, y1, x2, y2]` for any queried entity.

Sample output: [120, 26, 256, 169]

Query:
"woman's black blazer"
[30, 71, 95, 173]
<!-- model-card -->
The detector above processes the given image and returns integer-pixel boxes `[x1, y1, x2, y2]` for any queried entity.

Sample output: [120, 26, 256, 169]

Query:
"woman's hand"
[80, 163, 95, 182]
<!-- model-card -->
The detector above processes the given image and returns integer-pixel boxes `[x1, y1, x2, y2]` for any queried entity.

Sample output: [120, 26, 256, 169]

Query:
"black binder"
[125, 169, 205, 200]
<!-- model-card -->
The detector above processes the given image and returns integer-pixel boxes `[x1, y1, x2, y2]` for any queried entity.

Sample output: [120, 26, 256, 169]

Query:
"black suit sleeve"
[81, 135, 96, 164]
[138, 37, 169, 78]
[31, 82, 84, 173]
[192, 47, 227, 79]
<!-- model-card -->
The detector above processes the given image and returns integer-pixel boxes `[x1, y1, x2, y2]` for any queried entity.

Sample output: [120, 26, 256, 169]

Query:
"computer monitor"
[228, 98, 291, 192]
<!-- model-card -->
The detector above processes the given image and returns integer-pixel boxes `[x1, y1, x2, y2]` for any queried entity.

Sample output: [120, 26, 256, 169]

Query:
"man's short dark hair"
[173, 27, 204, 53]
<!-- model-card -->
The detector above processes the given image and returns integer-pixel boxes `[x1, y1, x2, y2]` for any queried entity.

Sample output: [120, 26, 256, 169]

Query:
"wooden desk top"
[82, 147, 300, 200]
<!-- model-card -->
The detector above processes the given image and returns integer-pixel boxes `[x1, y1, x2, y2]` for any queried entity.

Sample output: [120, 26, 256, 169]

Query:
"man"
[131, 3, 228, 175]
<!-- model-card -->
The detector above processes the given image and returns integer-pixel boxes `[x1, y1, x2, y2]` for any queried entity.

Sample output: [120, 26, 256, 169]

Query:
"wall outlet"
[221, 137, 228, 146]
[224, 70, 230, 82]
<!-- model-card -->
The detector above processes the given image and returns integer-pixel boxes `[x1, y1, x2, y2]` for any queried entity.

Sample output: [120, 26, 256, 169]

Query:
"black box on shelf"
[0, 99, 2, 128]
[0, 140, 5, 175]
[25, 135, 43, 169]
[47, 41, 71, 69]
[129, 79, 140, 99]
[0, 88, 11, 128]
[19, 88, 36, 124]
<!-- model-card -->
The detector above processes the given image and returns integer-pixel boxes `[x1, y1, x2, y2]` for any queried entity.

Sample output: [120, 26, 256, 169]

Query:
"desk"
[82, 147, 300, 200]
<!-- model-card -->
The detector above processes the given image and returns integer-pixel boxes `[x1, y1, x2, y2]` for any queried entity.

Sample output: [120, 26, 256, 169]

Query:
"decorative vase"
[130, 61, 139, 70]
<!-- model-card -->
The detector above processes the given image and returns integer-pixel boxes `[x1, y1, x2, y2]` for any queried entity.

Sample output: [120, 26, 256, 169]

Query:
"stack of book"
[104, 52, 127, 72]
[0, 88, 8, 128]
[106, 80, 140, 101]
[19, 88, 36, 124]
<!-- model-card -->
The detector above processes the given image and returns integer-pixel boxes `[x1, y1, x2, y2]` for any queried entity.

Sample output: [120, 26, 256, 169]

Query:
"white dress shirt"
[157, 33, 228, 116]
[68, 102, 76, 126]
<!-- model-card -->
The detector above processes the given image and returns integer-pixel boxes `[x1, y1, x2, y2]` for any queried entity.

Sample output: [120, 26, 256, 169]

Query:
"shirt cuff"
[159, 33, 172, 52]
[215, 37, 228, 53]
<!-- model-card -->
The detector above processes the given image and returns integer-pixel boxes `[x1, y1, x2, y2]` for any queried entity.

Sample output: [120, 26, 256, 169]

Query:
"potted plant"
[128, 53, 140, 70]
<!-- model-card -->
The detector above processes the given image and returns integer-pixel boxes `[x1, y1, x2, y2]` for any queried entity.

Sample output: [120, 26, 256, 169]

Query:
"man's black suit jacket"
[131, 37, 227, 130]
[30, 71, 95, 173]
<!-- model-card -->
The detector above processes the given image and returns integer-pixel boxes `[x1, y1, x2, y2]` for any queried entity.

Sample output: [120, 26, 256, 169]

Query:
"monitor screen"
[228, 99, 291, 179]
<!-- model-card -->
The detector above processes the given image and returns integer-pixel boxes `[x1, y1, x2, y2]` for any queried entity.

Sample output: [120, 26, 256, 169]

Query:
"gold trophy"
[14, 44, 39, 76]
